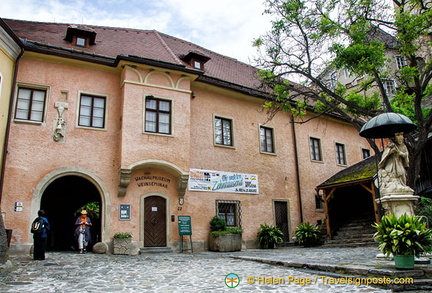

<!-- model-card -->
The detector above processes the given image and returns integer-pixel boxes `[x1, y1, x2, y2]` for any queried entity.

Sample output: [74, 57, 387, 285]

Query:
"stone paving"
[0, 246, 431, 292]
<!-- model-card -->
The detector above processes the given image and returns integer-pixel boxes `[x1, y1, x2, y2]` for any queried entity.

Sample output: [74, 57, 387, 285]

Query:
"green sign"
[178, 215, 192, 236]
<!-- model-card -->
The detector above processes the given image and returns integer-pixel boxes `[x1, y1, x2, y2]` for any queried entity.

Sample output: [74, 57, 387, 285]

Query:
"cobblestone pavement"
[0, 246, 430, 292]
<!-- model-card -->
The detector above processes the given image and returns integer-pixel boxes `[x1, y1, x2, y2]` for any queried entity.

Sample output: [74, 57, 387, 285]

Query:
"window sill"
[13, 119, 43, 125]
[214, 144, 235, 149]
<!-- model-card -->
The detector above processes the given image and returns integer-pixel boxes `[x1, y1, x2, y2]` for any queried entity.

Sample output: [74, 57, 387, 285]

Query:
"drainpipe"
[291, 114, 303, 223]
[0, 48, 24, 203]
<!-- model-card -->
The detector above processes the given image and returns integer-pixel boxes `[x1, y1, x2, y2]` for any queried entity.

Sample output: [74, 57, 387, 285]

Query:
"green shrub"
[372, 213, 432, 256]
[211, 227, 243, 237]
[113, 232, 133, 239]
[295, 222, 322, 247]
[256, 224, 284, 249]
[414, 197, 432, 226]
[210, 216, 227, 232]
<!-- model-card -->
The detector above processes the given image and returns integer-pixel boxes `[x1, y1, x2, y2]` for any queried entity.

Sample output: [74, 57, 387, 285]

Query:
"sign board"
[119, 204, 131, 220]
[178, 215, 192, 236]
[188, 169, 258, 194]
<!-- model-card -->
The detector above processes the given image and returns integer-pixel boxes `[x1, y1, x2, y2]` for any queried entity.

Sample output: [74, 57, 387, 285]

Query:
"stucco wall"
[2, 51, 372, 253]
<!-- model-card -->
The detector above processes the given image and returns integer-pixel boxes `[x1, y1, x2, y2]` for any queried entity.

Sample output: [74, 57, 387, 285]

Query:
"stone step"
[140, 247, 173, 254]
[333, 234, 375, 240]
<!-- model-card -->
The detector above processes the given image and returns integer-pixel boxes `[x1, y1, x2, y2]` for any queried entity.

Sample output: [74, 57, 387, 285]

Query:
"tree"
[254, 0, 432, 189]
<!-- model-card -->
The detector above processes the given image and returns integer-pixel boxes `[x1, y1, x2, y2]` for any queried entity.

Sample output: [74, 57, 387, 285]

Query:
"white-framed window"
[78, 94, 106, 128]
[344, 69, 351, 78]
[260, 125, 275, 153]
[396, 56, 407, 70]
[216, 200, 241, 228]
[310, 137, 322, 161]
[144, 96, 172, 134]
[330, 72, 337, 88]
[214, 116, 233, 146]
[76, 37, 86, 47]
[335, 142, 347, 165]
[362, 148, 371, 159]
[14, 86, 48, 122]
[383, 80, 397, 97]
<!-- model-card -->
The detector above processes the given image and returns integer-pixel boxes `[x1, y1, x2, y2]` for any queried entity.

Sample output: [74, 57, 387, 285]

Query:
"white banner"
[188, 169, 258, 194]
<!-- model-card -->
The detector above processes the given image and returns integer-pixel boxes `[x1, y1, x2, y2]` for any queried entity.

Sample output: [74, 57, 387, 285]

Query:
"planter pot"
[208, 233, 242, 252]
[113, 238, 132, 255]
[394, 255, 415, 270]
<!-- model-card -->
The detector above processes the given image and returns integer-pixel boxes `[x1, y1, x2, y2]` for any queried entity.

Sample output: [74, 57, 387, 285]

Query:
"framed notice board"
[119, 204, 131, 220]
[178, 215, 192, 236]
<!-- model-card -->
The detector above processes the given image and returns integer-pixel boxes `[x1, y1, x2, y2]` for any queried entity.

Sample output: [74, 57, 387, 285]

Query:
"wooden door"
[144, 196, 167, 247]
[274, 201, 290, 243]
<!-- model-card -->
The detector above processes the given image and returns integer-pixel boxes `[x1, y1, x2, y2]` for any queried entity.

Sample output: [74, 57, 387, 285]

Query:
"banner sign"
[188, 169, 258, 194]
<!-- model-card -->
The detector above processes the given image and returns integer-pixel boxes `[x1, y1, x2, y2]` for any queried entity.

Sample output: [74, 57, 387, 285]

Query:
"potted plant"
[256, 223, 284, 249]
[372, 213, 432, 269]
[295, 222, 322, 247]
[208, 216, 242, 252]
[113, 232, 133, 255]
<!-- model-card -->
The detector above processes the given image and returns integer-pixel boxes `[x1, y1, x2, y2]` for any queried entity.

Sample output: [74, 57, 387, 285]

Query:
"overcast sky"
[0, 0, 273, 64]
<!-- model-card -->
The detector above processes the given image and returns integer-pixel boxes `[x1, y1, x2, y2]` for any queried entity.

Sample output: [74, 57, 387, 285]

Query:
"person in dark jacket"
[33, 210, 50, 260]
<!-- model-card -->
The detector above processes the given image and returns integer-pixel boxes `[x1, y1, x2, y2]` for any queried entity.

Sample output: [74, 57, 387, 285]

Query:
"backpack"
[31, 217, 44, 234]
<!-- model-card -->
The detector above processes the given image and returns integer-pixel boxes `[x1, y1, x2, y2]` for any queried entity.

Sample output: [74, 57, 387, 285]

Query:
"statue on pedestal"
[376, 132, 414, 195]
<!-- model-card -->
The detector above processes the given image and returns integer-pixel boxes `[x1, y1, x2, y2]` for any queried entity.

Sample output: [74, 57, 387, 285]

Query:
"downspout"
[291, 114, 303, 223]
[0, 47, 24, 203]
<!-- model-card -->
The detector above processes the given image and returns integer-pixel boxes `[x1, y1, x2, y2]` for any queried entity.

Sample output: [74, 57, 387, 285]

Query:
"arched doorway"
[40, 175, 102, 251]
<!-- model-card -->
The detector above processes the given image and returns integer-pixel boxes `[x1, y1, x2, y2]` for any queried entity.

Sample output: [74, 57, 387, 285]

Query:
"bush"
[113, 232, 133, 239]
[210, 216, 227, 232]
[211, 227, 243, 237]
[295, 222, 322, 247]
[256, 224, 284, 249]
[414, 197, 432, 227]
[372, 213, 432, 256]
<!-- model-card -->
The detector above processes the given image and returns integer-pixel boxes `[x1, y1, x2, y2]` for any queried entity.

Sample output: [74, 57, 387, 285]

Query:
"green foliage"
[414, 197, 432, 225]
[209, 216, 242, 237]
[113, 232, 133, 239]
[210, 216, 227, 232]
[295, 222, 322, 247]
[75, 201, 100, 219]
[256, 223, 284, 249]
[211, 227, 243, 237]
[372, 213, 432, 256]
[331, 41, 386, 76]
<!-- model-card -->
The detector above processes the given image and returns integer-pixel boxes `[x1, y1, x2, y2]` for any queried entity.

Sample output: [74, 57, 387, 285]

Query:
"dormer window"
[193, 59, 202, 70]
[180, 51, 210, 71]
[64, 25, 97, 48]
[76, 36, 86, 47]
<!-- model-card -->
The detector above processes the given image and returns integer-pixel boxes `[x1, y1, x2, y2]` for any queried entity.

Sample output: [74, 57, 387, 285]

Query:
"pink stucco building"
[1, 19, 371, 254]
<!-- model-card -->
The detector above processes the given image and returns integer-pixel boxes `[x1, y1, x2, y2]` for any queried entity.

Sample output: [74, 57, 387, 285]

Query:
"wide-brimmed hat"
[81, 210, 87, 215]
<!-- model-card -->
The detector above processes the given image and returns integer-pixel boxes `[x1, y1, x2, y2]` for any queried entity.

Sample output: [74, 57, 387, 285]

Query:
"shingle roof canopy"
[4, 18, 265, 96]
[317, 156, 377, 189]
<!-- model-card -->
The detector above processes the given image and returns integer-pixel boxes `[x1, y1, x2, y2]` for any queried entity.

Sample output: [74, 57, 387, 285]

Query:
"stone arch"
[118, 159, 189, 197]
[32, 166, 111, 243]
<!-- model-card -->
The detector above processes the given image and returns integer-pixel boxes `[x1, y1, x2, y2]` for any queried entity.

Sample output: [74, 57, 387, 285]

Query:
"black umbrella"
[359, 112, 417, 138]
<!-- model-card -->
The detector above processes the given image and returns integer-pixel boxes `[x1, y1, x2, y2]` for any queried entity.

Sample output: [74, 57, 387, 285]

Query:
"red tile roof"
[4, 18, 265, 97]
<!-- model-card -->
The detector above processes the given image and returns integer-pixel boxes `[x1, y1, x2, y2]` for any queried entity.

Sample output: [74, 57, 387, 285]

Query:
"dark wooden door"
[144, 196, 166, 247]
[274, 201, 290, 243]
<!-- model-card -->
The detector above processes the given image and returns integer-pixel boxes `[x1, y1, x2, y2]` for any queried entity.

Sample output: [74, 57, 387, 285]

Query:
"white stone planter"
[113, 238, 132, 255]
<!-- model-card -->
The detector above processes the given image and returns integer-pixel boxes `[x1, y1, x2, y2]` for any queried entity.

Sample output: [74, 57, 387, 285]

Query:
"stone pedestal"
[376, 193, 419, 217]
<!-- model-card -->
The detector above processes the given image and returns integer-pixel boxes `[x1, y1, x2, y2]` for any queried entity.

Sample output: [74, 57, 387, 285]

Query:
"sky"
[0, 0, 273, 64]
